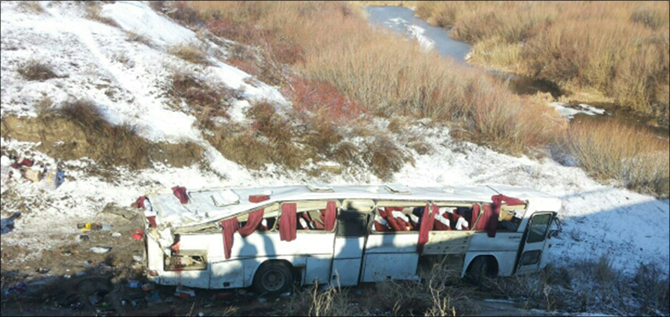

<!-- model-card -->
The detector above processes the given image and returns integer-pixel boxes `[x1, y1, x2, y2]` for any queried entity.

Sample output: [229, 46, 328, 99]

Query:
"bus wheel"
[253, 261, 293, 295]
[465, 256, 497, 285]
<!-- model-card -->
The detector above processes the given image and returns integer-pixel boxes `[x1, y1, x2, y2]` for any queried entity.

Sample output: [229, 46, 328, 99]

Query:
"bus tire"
[465, 256, 497, 285]
[253, 261, 293, 295]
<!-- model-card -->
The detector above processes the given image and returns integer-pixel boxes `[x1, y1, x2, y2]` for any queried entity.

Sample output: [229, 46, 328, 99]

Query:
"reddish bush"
[207, 18, 257, 42]
[288, 77, 366, 123]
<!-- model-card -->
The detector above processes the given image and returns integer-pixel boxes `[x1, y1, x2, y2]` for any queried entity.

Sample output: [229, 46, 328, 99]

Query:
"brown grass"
[84, 2, 119, 28]
[168, 68, 239, 127]
[416, 1, 670, 118]
[562, 120, 669, 197]
[17, 1, 45, 14]
[486, 259, 669, 316]
[18, 60, 58, 81]
[168, 43, 210, 65]
[285, 282, 359, 316]
[182, 1, 561, 156]
[56, 100, 150, 169]
[125, 31, 154, 47]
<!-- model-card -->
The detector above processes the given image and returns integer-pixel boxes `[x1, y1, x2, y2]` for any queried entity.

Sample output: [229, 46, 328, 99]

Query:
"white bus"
[138, 184, 561, 294]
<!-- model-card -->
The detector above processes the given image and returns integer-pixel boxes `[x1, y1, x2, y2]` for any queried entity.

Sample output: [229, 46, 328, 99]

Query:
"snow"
[1, 0, 668, 282]
[548, 102, 607, 121]
[100, 1, 194, 46]
[385, 17, 435, 51]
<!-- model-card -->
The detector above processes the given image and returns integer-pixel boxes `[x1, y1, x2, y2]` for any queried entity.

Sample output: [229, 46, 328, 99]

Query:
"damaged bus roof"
[145, 184, 557, 229]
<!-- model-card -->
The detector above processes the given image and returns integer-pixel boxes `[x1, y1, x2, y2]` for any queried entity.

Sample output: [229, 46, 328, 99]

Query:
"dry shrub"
[84, 2, 119, 27]
[182, 1, 561, 155]
[289, 77, 366, 124]
[206, 124, 271, 170]
[169, 43, 210, 65]
[370, 259, 475, 316]
[416, 1, 670, 118]
[303, 109, 343, 154]
[562, 120, 669, 197]
[17, 1, 45, 14]
[284, 283, 359, 317]
[633, 263, 670, 315]
[169, 1, 203, 27]
[18, 60, 58, 81]
[56, 100, 150, 169]
[125, 31, 153, 47]
[169, 69, 237, 125]
[487, 259, 669, 316]
[367, 134, 413, 181]
[332, 141, 360, 167]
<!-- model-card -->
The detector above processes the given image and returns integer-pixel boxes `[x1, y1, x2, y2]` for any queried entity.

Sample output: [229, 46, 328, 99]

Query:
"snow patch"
[548, 102, 607, 121]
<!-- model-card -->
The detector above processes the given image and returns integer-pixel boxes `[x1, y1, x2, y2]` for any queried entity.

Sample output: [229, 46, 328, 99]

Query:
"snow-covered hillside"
[1, 0, 667, 281]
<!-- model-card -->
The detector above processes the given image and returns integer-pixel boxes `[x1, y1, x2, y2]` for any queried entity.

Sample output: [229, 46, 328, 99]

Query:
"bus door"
[330, 204, 371, 287]
[515, 212, 554, 274]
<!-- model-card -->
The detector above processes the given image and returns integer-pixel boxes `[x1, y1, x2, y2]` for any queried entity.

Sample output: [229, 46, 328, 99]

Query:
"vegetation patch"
[1, 100, 203, 170]
[485, 258, 669, 316]
[562, 120, 669, 198]
[17, 60, 59, 81]
[84, 2, 119, 28]
[416, 1, 670, 118]
[168, 43, 211, 65]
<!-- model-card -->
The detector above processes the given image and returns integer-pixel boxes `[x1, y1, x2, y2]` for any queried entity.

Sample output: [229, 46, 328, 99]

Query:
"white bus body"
[141, 184, 561, 293]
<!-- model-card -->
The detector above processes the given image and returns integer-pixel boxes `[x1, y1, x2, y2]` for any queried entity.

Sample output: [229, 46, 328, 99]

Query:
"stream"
[365, 6, 669, 140]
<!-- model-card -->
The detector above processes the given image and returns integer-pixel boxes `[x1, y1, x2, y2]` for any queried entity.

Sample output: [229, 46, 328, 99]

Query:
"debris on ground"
[89, 246, 112, 254]
[132, 229, 144, 240]
[141, 283, 155, 291]
[128, 280, 140, 288]
[112, 232, 122, 237]
[175, 285, 196, 298]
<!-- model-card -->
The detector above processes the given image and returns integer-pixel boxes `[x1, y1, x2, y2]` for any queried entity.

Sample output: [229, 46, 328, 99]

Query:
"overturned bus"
[136, 184, 561, 294]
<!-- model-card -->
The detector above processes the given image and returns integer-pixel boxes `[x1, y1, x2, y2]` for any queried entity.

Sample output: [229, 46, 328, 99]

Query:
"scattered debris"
[141, 283, 155, 291]
[112, 232, 122, 237]
[148, 292, 160, 304]
[132, 229, 144, 240]
[175, 285, 196, 298]
[128, 280, 140, 288]
[89, 246, 112, 254]
[36, 267, 50, 274]
[61, 250, 72, 256]
[79, 234, 90, 241]
[258, 297, 267, 303]
[213, 291, 233, 300]
[132, 255, 143, 262]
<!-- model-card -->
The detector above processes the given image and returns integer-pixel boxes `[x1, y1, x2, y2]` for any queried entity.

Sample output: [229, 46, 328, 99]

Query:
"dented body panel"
[142, 184, 561, 290]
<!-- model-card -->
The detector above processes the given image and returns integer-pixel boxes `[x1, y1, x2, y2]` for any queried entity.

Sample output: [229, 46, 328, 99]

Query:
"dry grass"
[184, 1, 561, 156]
[168, 43, 211, 65]
[168, 67, 240, 128]
[285, 282, 359, 316]
[56, 100, 150, 169]
[18, 60, 58, 81]
[125, 31, 154, 47]
[562, 120, 669, 197]
[486, 258, 669, 316]
[84, 2, 119, 28]
[17, 1, 45, 14]
[416, 1, 670, 118]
